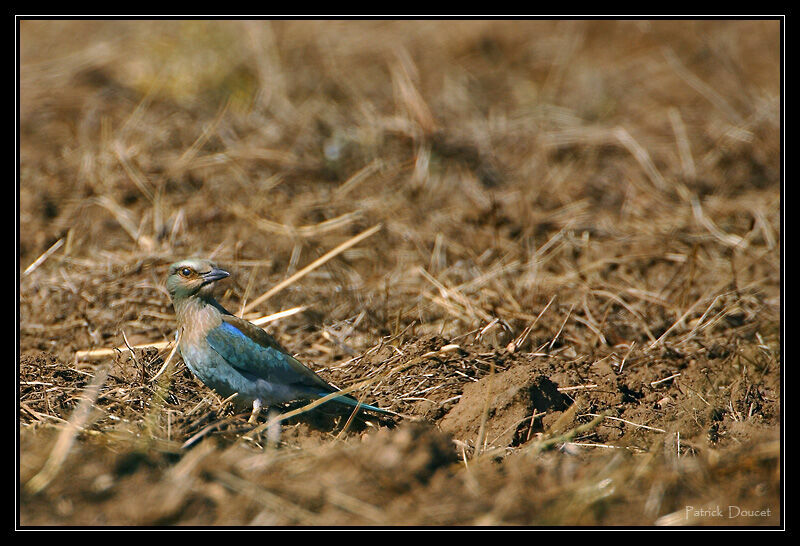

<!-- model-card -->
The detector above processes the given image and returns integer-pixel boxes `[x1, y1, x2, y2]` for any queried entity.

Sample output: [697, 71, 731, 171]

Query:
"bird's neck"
[174, 295, 225, 329]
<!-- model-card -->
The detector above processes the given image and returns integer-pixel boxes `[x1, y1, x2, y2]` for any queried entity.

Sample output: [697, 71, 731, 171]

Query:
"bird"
[166, 258, 391, 422]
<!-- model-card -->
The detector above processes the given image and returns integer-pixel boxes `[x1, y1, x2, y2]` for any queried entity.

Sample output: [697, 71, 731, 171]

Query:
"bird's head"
[166, 258, 230, 303]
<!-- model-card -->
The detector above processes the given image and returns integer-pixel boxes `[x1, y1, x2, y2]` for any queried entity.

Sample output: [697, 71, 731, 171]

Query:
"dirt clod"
[441, 364, 567, 448]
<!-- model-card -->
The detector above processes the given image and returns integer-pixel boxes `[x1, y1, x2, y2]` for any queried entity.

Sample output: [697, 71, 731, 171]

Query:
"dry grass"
[18, 19, 781, 527]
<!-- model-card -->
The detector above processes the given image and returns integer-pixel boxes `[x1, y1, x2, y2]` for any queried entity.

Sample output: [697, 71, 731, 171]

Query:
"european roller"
[166, 258, 391, 422]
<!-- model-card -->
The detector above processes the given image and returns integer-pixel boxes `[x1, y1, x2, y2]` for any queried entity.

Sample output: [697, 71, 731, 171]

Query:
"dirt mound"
[440, 364, 567, 449]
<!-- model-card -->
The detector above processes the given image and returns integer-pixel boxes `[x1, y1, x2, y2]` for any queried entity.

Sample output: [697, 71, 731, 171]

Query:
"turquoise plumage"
[166, 258, 390, 421]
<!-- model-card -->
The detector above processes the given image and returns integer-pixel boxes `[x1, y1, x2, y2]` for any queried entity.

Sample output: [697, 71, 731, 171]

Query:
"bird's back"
[178, 296, 380, 410]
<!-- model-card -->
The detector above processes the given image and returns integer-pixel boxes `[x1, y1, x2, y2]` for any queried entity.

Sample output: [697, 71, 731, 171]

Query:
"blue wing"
[204, 317, 391, 413]
[205, 320, 334, 395]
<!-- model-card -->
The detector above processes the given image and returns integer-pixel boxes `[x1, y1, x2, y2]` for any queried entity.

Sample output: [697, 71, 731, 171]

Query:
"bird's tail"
[324, 392, 394, 415]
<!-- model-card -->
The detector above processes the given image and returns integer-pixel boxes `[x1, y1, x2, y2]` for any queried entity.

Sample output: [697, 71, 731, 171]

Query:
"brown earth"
[18, 19, 781, 527]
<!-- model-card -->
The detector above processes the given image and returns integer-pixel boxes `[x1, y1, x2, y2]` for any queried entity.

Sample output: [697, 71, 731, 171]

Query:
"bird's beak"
[201, 266, 230, 284]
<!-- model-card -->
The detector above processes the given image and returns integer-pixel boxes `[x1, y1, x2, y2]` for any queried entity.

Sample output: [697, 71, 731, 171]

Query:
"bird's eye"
[180, 267, 193, 277]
